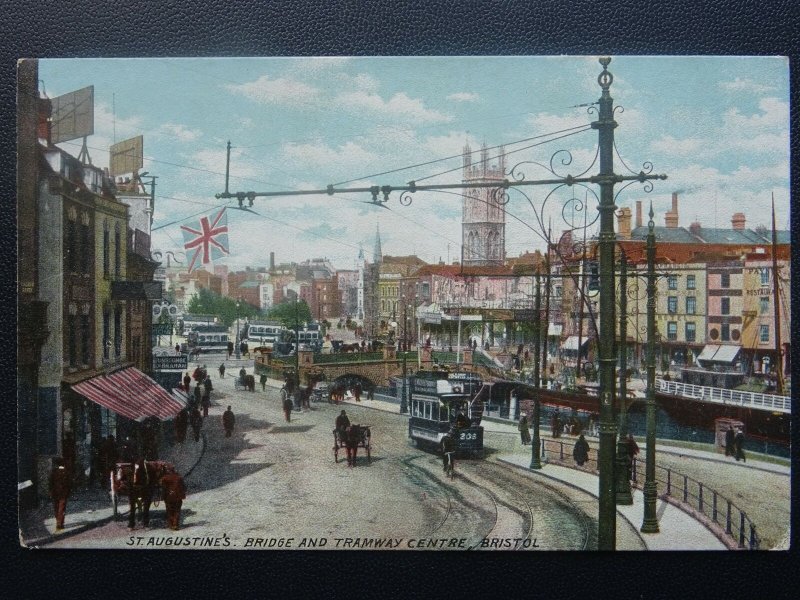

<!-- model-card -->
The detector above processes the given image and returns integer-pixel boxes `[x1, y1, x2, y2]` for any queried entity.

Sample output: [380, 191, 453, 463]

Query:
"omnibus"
[186, 325, 230, 354]
[408, 373, 484, 458]
[242, 320, 286, 349]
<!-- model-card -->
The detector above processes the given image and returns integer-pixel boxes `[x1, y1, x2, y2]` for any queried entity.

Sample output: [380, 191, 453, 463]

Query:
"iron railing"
[539, 437, 760, 550]
[656, 379, 790, 413]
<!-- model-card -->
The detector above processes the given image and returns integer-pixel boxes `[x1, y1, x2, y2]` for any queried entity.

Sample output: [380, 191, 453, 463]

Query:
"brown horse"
[110, 460, 173, 526]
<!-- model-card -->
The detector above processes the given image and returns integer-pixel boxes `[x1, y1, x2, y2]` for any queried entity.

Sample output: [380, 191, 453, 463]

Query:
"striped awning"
[72, 367, 185, 422]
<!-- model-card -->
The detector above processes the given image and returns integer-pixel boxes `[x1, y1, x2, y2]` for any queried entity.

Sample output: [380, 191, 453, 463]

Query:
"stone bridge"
[254, 345, 496, 388]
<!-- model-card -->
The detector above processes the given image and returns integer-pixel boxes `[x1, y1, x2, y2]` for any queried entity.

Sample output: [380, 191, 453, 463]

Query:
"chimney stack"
[665, 192, 679, 228]
[617, 207, 632, 240]
[636, 201, 643, 228]
[269, 252, 275, 271]
[731, 212, 746, 230]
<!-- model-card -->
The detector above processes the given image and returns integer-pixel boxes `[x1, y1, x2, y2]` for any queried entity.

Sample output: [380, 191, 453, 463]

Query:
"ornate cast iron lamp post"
[530, 270, 542, 469]
[615, 254, 633, 505]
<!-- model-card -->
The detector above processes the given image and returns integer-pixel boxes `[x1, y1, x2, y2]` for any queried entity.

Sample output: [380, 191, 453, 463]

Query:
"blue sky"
[39, 56, 790, 271]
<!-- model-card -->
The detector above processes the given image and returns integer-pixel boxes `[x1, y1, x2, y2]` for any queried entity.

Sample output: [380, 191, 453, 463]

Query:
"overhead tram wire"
[332, 124, 593, 186]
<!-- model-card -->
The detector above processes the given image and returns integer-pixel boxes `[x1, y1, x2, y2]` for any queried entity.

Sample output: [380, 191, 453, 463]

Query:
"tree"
[186, 288, 263, 327]
[267, 299, 312, 328]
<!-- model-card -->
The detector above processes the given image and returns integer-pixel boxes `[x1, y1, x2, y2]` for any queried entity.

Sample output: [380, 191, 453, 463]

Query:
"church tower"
[373, 222, 383, 264]
[356, 245, 365, 321]
[462, 142, 506, 266]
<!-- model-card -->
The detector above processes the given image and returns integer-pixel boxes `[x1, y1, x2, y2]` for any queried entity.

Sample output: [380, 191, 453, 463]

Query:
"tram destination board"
[153, 354, 189, 371]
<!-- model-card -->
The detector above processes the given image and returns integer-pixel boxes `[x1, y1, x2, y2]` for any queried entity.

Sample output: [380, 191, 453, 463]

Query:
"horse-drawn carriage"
[332, 425, 371, 465]
[109, 460, 174, 518]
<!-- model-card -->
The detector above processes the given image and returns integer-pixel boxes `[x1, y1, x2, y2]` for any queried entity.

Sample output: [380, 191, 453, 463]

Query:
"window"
[114, 306, 122, 358]
[721, 323, 730, 342]
[103, 221, 110, 278]
[668, 275, 678, 290]
[721, 272, 730, 288]
[555, 286, 562, 298]
[80, 315, 90, 365]
[685, 322, 696, 342]
[760, 297, 770, 314]
[667, 322, 677, 341]
[67, 316, 77, 367]
[721, 298, 730, 315]
[103, 310, 110, 360]
[114, 223, 121, 277]
[686, 297, 696, 315]
[760, 325, 769, 343]
[760, 268, 769, 286]
[686, 274, 696, 290]
[80, 219, 90, 274]
[668, 296, 678, 314]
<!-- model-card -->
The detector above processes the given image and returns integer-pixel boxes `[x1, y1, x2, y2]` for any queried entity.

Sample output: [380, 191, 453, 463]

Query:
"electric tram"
[408, 371, 484, 458]
[242, 320, 286, 349]
[186, 325, 230, 354]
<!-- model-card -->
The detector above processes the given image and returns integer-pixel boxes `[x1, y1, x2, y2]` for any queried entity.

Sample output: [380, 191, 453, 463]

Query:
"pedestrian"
[440, 428, 456, 473]
[201, 394, 210, 419]
[193, 384, 202, 410]
[734, 428, 746, 462]
[222, 406, 235, 438]
[518, 414, 531, 445]
[227, 340, 234, 358]
[282, 394, 293, 423]
[260, 373, 267, 392]
[551, 410, 561, 439]
[99, 434, 118, 489]
[160, 466, 187, 531]
[354, 382, 362, 402]
[219, 363, 226, 378]
[203, 374, 213, 398]
[725, 426, 735, 457]
[49, 458, 71, 531]
[175, 343, 180, 354]
[175, 409, 188, 444]
[625, 434, 640, 480]
[190, 407, 202, 442]
[573, 434, 590, 466]
[183, 372, 191, 392]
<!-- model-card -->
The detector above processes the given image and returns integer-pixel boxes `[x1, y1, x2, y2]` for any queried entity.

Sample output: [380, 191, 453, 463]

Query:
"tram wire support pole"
[615, 253, 633, 505]
[641, 203, 660, 533]
[592, 56, 620, 550]
[530, 269, 542, 470]
[400, 351, 408, 414]
[235, 298, 241, 360]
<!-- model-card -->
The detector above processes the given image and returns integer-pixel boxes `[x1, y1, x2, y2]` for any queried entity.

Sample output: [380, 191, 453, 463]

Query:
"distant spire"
[373, 222, 383, 263]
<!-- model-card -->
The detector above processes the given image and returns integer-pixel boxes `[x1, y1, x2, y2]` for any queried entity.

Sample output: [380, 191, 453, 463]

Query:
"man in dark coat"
[193, 384, 202, 410]
[518, 415, 531, 445]
[222, 406, 235, 437]
[625, 434, 640, 479]
[175, 409, 188, 444]
[353, 382, 362, 402]
[440, 430, 456, 473]
[725, 426, 735, 457]
[335, 410, 350, 438]
[49, 458, 71, 531]
[227, 340, 234, 358]
[551, 410, 561, 438]
[99, 435, 118, 489]
[219, 363, 226, 378]
[160, 466, 187, 531]
[190, 407, 203, 442]
[573, 434, 590, 466]
[734, 429, 746, 462]
[183, 372, 191, 391]
[201, 380, 211, 418]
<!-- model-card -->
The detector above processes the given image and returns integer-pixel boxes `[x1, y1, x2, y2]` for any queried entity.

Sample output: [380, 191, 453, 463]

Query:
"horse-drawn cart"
[332, 425, 371, 465]
[110, 460, 174, 518]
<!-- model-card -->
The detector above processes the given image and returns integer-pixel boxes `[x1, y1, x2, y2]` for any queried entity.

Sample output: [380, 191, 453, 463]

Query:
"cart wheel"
[334, 447, 339, 463]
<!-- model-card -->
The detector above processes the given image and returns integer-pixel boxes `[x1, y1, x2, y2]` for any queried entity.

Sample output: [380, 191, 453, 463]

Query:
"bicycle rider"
[441, 428, 457, 474]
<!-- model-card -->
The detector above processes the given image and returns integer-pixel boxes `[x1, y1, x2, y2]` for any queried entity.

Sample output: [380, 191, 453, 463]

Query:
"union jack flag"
[180, 208, 229, 273]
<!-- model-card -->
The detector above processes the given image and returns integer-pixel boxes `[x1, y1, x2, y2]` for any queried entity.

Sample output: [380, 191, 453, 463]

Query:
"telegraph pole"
[641, 203, 660, 533]
[616, 255, 633, 504]
[530, 270, 542, 469]
[593, 57, 618, 550]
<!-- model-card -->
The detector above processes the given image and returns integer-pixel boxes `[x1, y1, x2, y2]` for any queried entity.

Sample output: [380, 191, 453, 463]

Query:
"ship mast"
[771, 194, 784, 395]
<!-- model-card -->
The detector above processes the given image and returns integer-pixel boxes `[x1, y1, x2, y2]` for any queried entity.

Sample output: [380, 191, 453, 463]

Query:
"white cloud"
[335, 90, 453, 124]
[723, 97, 788, 131]
[650, 135, 707, 156]
[446, 92, 479, 102]
[281, 140, 376, 171]
[225, 75, 320, 106]
[719, 77, 775, 94]
[159, 122, 202, 142]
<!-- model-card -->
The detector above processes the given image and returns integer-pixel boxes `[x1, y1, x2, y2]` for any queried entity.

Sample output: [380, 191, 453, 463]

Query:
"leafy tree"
[186, 288, 263, 327]
[267, 299, 312, 328]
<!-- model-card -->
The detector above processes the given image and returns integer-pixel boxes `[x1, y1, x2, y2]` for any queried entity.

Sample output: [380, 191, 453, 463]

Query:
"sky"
[38, 56, 790, 273]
